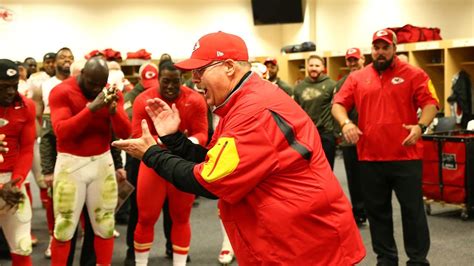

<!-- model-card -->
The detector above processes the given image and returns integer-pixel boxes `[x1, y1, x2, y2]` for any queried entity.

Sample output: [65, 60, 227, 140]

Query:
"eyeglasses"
[192, 61, 223, 77]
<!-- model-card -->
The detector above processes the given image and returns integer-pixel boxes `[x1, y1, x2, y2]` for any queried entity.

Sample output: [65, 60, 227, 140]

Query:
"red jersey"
[132, 85, 208, 145]
[334, 57, 438, 161]
[49, 76, 131, 156]
[0, 95, 36, 187]
[193, 73, 365, 265]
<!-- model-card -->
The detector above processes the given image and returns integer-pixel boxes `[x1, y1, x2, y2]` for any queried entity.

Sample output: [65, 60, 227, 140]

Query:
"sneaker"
[218, 250, 234, 264]
[355, 216, 367, 227]
[44, 236, 52, 259]
[113, 229, 120, 238]
[31, 234, 39, 246]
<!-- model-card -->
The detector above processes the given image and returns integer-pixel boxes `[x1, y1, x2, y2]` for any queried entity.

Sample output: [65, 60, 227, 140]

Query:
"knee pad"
[15, 188, 32, 223]
[53, 176, 76, 241]
[93, 174, 117, 238]
[12, 235, 32, 256]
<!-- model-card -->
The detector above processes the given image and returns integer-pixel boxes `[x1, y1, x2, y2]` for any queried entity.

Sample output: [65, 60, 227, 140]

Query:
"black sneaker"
[355, 216, 367, 226]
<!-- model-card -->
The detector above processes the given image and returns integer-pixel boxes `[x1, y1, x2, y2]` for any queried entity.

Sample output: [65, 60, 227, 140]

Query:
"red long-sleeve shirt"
[132, 85, 208, 145]
[0, 95, 36, 187]
[49, 76, 131, 156]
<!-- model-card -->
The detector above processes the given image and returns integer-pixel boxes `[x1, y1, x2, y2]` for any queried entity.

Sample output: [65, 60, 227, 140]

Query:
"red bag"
[388, 24, 442, 44]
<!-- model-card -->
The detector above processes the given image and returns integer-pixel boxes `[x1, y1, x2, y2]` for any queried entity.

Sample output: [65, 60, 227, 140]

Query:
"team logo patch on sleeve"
[201, 137, 240, 183]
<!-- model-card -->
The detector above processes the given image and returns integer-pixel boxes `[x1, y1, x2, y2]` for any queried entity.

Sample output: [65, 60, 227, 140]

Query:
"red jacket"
[334, 57, 438, 161]
[0, 95, 36, 187]
[49, 77, 131, 156]
[193, 73, 365, 265]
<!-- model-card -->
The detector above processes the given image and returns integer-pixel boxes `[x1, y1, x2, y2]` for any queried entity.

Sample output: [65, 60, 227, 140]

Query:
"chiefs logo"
[347, 48, 357, 54]
[144, 71, 156, 79]
[376, 30, 388, 37]
[6, 68, 17, 76]
[391, 77, 404, 84]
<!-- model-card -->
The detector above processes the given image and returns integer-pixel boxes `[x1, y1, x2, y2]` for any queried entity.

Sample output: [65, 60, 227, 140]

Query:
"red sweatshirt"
[132, 85, 208, 145]
[0, 95, 36, 187]
[49, 76, 131, 156]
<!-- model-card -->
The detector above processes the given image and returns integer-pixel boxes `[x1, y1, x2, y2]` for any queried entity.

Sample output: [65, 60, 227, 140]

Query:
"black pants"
[320, 132, 336, 170]
[125, 155, 140, 259]
[360, 160, 430, 266]
[341, 145, 366, 220]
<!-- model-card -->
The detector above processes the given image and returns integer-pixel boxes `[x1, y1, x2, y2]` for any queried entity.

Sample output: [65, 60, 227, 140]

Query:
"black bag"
[281, 41, 316, 53]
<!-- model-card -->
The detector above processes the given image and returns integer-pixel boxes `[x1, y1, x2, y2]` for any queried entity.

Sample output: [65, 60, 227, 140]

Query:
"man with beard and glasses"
[36, 47, 75, 259]
[333, 47, 367, 227]
[332, 29, 438, 266]
[48, 57, 131, 266]
[130, 61, 208, 266]
[294, 55, 337, 169]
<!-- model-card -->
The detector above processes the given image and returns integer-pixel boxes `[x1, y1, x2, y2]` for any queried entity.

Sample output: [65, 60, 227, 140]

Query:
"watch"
[341, 119, 352, 128]
[418, 123, 427, 133]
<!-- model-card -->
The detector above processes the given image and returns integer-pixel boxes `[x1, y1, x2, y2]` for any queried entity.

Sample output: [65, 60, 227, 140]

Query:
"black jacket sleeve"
[142, 145, 218, 199]
[160, 131, 208, 162]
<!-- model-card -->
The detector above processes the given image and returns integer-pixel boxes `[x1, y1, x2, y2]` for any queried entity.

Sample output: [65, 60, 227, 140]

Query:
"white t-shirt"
[41, 76, 62, 115]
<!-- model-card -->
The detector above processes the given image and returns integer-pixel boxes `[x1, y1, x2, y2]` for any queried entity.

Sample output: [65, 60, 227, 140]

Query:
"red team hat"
[139, 62, 158, 89]
[175, 31, 249, 70]
[345, 48, 362, 60]
[372, 29, 398, 45]
[264, 57, 278, 65]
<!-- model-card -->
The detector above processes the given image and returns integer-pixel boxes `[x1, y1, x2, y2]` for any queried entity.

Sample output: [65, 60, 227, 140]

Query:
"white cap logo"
[216, 51, 224, 57]
[6, 69, 17, 76]
[193, 41, 200, 52]
[347, 48, 357, 54]
[376, 30, 388, 37]
[145, 71, 156, 79]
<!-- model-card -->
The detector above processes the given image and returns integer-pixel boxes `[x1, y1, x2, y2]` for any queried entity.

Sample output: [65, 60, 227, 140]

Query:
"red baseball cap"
[372, 29, 397, 45]
[345, 48, 361, 60]
[139, 62, 158, 89]
[264, 57, 278, 65]
[175, 31, 249, 71]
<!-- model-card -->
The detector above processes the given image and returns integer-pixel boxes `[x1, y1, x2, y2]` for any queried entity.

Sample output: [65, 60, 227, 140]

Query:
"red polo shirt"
[334, 57, 438, 161]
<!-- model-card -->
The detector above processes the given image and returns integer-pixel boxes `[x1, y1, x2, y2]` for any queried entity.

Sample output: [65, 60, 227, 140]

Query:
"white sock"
[173, 253, 188, 266]
[135, 251, 150, 266]
[220, 219, 233, 253]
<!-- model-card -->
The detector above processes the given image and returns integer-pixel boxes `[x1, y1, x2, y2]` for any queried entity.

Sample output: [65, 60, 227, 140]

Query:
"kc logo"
[376, 30, 388, 37]
[391, 77, 405, 84]
[145, 71, 156, 79]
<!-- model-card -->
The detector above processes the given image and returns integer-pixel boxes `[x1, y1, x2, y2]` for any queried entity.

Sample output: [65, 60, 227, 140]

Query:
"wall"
[1, 0, 473, 62]
[0, 0, 308, 61]
[315, 0, 474, 53]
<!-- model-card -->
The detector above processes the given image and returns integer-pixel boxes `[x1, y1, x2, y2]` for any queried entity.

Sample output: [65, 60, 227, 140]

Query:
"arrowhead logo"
[347, 48, 357, 54]
[391, 77, 405, 84]
[145, 71, 156, 79]
[217, 51, 224, 57]
[376, 30, 388, 37]
[6, 69, 17, 76]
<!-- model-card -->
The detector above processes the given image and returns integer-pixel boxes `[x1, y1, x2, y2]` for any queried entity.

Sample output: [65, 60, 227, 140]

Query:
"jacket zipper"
[207, 141, 228, 177]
